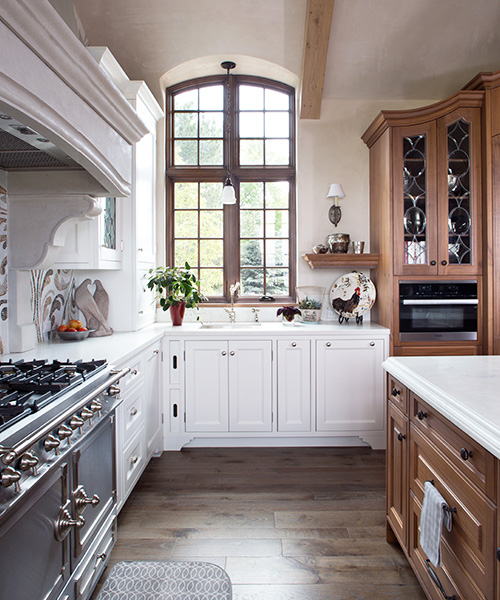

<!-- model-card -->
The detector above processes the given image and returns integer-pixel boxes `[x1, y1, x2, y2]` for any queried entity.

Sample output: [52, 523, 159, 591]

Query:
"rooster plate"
[329, 271, 376, 323]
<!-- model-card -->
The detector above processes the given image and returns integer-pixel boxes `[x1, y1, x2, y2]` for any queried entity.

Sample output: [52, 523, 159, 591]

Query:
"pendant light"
[221, 61, 237, 205]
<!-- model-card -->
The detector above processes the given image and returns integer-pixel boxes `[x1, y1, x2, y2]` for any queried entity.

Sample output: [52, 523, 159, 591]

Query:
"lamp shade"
[222, 182, 237, 205]
[327, 183, 346, 199]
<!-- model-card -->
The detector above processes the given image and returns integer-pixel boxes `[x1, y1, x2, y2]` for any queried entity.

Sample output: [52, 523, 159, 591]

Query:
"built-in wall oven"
[399, 281, 478, 342]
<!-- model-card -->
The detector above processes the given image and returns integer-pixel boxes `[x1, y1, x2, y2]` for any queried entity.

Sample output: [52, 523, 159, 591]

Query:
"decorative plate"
[329, 271, 376, 320]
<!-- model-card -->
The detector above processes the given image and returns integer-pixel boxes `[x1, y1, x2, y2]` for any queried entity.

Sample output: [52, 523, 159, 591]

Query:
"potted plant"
[296, 286, 325, 322]
[147, 262, 206, 325]
[277, 305, 302, 325]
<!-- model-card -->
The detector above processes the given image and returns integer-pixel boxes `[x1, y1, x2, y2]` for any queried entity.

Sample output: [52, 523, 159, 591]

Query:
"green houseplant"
[147, 263, 206, 325]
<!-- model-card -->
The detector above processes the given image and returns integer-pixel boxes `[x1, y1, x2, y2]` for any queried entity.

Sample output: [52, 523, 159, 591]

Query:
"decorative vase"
[169, 302, 186, 326]
[282, 315, 295, 325]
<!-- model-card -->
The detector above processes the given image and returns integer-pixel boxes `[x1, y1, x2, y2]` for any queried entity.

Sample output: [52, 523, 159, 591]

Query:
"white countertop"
[383, 356, 500, 460]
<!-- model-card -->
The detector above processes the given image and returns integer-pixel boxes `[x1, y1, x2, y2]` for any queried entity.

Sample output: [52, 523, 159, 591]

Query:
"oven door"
[399, 299, 478, 341]
[0, 462, 70, 600]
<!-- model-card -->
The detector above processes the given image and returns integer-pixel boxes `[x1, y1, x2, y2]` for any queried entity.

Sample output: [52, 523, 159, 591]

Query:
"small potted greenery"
[277, 305, 302, 324]
[147, 262, 206, 325]
[296, 286, 325, 322]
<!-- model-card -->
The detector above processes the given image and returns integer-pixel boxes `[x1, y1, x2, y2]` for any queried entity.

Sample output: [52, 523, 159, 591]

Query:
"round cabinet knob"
[153, 349, 159, 355]
[430, 260, 437, 266]
[441, 260, 448, 266]
[417, 410, 428, 421]
[326, 342, 331, 347]
[370, 342, 375, 347]
[397, 432, 406, 442]
[130, 407, 138, 417]
[221, 351, 227, 356]
[291, 342, 297, 347]
[392, 388, 401, 397]
[230, 351, 235, 356]
[58, 424, 73, 441]
[19, 451, 39, 475]
[460, 448, 473, 461]
[44, 434, 61, 454]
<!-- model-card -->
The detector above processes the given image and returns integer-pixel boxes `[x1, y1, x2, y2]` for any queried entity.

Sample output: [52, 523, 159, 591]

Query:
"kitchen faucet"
[225, 282, 240, 323]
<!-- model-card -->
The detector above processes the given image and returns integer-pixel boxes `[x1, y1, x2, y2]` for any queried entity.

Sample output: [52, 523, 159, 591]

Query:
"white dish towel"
[420, 480, 453, 567]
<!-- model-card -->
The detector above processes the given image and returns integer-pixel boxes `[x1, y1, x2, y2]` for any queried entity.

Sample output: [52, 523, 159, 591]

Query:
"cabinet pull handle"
[425, 559, 456, 599]
[291, 342, 297, 347]
[392, 388, 401, 397]
[496, 548, 500, 562]
[417, 410, 427, 421]
[430, 260, 437, 266]
[460, 447, 473, 461]
[326, 342, 331, 347]
[172, 355, 178, 369]
[230, 351, 235, 356]
[130, 407, 138, 416]
[397, 432, 406, 441]
[221, 351, 227, 356]
[441, 260, 448, 266]
[138, 310, 144, 315]
[130, 455, 139, 466]
[132, 369, 138, 376]
[173, 404, 178, 418]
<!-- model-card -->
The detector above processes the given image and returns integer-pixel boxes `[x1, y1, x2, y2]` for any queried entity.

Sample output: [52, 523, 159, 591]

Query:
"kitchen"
[1, 1, 500, 599]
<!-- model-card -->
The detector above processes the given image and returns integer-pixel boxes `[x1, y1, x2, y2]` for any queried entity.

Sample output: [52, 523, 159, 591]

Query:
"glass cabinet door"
[394, 122, 437, 275]
[437, 107, 481, 275]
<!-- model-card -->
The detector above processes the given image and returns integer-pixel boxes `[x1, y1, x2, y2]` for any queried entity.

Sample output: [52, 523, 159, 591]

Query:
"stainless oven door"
[399, 298, 478, 341]
[0, 462, 70, 600]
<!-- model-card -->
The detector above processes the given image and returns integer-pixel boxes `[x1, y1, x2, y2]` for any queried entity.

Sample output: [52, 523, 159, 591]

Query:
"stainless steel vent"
[0, 115, 81, 170]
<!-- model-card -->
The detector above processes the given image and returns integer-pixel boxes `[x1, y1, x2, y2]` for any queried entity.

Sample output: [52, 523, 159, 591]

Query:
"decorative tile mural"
[0, 186, 7, 354]
[30, 269, 76, 343]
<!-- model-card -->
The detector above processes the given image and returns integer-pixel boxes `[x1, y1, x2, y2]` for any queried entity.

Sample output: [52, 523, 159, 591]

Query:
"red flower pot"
[169, 302, 186, 326]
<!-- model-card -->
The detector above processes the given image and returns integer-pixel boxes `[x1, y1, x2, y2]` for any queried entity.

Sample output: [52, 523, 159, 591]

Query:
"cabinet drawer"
[409, 492, 487, 600]
[120, 387, 144, 440]
[117, 355, 143, 396]
[410, 394, 495, 497]
[122, 429, 146, 500]
[410, 425, 496, 599]
[387, 375, 408, 414]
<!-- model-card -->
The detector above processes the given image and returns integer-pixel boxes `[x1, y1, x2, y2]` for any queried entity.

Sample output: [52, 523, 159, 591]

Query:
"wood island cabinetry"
[385, 373, 497, 600]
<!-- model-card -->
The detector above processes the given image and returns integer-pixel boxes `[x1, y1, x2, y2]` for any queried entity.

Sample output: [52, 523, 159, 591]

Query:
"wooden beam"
[300, 0, 335, 120]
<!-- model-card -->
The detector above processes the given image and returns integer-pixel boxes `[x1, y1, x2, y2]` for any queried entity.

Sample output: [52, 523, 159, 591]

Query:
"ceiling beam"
[300, 0, 335, 119]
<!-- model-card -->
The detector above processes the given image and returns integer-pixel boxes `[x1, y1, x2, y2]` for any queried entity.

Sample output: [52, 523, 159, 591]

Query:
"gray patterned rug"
[96, 561, 232, 600]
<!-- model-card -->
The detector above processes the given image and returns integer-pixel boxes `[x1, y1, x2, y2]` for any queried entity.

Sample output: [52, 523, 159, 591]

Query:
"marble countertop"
[383, 356, 500, 460]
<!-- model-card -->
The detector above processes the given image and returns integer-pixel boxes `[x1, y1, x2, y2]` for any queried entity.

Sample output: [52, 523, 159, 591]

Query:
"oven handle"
[1, 367, 130, 464]
[401, 299, 478, 305]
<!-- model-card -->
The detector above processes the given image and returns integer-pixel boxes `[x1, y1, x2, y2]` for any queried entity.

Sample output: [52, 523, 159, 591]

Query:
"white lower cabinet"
[316, 338, 385, 433]
[277, 339, 311, 432]
[115, 340, 163, 511]
[185, 340, 272, 433]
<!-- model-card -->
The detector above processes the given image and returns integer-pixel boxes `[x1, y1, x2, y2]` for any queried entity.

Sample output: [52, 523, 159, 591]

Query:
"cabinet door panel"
[316, 339, 384, 432]
[277, 340, 311, 432]
[228, 341, 272, 432]
[144, 346, 162, 458]
[185, 341, 228, 432]
[386, 401, 408, 550]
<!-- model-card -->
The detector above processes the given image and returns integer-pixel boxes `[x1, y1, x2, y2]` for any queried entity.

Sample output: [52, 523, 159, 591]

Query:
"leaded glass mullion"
[403, 134, 427, 266]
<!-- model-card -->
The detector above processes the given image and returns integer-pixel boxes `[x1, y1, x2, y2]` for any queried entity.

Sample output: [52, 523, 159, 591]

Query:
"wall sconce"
[221, 60, 237, 205]
[327, 183, 346, 226]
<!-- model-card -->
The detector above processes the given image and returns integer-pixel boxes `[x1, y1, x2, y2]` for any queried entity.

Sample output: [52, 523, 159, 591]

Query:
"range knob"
[1, 466, 21, 492]
[107, 385, 120, 397]
[57, 424, 73, 442]
[19, 451, 39, 475]
[80, 407, 94, 423]
[69, 415, 84, 432]
[90, 400, 102, 416]
[44, 434, 61, 454]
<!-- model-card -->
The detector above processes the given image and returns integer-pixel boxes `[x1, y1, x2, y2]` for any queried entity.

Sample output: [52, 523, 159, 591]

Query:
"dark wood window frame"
[166, 74, 296, 304]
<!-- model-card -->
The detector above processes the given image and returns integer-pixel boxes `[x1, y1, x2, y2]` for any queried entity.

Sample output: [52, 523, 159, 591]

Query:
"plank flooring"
[92, 447, 427, 599]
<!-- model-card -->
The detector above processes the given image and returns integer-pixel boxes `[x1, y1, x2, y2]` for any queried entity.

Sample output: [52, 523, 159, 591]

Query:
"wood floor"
[93, 447, 427, 600]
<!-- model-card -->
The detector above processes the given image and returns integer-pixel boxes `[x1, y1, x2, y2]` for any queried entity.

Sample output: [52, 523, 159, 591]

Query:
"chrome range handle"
[401, 299, 478, 305]
[55, 506, 86, 541]
[74, 485, 100, 513]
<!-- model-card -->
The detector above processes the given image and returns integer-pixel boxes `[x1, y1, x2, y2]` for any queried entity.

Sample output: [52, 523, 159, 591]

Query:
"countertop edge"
[383, 357, 500, 460]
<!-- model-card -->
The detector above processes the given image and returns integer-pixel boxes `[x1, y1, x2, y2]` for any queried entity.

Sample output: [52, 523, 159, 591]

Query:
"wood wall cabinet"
[362, 91, 484, 356]
[385, 374, 497, 600]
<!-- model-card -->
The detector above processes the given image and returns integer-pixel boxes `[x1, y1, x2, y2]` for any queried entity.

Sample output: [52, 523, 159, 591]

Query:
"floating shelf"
[302, 253, 380, 269]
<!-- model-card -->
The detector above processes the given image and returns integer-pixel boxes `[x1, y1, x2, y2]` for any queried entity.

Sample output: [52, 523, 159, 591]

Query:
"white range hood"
[0, 0, 148, 270]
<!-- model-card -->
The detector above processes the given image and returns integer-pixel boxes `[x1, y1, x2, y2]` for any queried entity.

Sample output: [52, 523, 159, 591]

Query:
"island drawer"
[410, 425, 496, 600]
[409, 394, 495, 497]
[387, 375, 408, 414]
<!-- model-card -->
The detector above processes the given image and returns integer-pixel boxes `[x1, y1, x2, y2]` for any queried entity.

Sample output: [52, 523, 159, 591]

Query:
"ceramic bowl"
[56, 329, 94, 341]
[327, 233, 350, 253]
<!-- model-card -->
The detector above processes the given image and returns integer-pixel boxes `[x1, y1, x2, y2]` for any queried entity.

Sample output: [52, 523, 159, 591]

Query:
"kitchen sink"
[200, 322, 262, 329]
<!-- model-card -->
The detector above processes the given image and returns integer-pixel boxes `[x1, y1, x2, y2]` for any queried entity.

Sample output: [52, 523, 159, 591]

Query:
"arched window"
[166, 74, 296, 303]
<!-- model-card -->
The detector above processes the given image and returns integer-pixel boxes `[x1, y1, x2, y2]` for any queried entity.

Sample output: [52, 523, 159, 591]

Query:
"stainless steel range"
[0, 358, 129, 600]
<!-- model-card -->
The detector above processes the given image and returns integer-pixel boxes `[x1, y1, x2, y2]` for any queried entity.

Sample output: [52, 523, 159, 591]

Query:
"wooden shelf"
[302, 253, 380, 269]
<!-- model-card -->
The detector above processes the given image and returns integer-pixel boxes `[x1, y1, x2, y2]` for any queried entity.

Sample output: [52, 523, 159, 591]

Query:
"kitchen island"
[383, 355, 499, 600]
